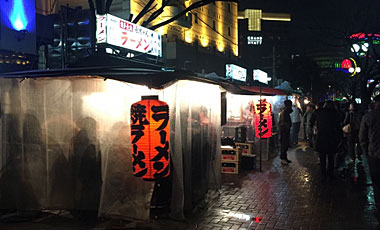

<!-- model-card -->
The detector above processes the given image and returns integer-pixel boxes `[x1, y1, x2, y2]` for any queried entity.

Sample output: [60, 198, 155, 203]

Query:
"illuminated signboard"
[226, 64, 247, 81]
[247, 36, 262, 45]
[252, 99, 272, 138]
[253, 69, 271, 84]
[336, 58, 360, 77]
[96, 14, 162, 57]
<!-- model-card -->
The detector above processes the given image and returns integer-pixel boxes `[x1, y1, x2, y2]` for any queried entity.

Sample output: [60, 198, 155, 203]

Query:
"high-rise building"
[238, 9, 291, 86]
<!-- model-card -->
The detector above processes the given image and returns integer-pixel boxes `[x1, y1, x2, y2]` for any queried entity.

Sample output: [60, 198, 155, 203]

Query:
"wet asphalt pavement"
[0, 141, 378, 230]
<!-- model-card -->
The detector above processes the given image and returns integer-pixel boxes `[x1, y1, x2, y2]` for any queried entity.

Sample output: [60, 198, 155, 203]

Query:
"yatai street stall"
[0, 66, 223, 221]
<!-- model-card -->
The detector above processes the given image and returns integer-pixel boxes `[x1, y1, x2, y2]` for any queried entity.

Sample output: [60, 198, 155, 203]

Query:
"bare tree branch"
[148, 0, 238, 30]
[132, 0, 155, 24]
[142, 0, 172, 27]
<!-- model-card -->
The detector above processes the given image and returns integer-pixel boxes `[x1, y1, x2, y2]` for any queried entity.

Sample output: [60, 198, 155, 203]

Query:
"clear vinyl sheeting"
[0, 77, 221, 220]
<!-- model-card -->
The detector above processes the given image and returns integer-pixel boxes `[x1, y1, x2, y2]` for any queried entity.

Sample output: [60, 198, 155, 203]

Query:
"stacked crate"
[235, 142, 254, 157]
[235, 142, 256, 170]
[221, 146, 240, 174]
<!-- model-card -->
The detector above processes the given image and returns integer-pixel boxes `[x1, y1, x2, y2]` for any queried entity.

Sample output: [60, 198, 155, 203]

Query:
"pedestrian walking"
[303, 104, 315, 145]
[359, 95, 380, 216]
[290, 104, 302, 147]
[343, 102, 363, 163]
[278, 99, 293, 165]
[314, 101, 342, 183]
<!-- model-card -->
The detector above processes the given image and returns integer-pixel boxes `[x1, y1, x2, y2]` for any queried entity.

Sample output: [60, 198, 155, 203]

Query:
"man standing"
[278, 99, 293, 165]
[290, 103, 302, 147]
[359, 95, 380, 213]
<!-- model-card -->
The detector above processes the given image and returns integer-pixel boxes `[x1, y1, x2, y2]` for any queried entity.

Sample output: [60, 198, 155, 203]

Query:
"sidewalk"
[191, 141, 379, 230]
[0, 141, 378, 230]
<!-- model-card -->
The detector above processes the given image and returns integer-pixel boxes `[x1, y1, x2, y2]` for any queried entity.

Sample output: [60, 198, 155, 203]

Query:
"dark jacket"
[343, 111, 362, 136]
[314, 108, 342, 153]
[359, 108, 380, 159]
[303, 109, 315, 135]
[278, 107, 292, 130]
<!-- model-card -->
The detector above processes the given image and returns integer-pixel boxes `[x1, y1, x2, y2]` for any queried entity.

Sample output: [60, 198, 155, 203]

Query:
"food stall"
[0, 66, 223, 221]
[220, 84, 287, 172]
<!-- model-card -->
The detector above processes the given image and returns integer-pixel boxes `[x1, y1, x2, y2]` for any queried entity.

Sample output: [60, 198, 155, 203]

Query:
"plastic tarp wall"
[0, 77, 221, 220]
[163, 80, 221, 219]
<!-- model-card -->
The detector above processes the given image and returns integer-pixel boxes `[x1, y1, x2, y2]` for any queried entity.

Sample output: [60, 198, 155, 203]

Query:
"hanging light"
[130, 95, 170, 180]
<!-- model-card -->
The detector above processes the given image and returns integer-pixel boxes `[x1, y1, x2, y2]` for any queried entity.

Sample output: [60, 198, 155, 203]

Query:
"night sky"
[238, 0, 380, 52]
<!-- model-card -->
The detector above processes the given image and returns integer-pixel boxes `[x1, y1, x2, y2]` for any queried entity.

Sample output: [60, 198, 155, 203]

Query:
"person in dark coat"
[343, 102, 362, 162]
[278, 99, 293, 165]
[359, 95, 380, 215]
[314, 101, 342, 183]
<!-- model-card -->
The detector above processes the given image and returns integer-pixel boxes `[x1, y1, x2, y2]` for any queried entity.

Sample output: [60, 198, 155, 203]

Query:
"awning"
[239, 85, 287, 96]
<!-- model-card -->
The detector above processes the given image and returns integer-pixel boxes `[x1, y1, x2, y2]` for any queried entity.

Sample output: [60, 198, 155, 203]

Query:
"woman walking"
[314, 101, 342, 183]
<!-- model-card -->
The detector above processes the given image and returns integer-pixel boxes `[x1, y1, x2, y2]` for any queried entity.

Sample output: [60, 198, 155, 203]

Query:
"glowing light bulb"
[14, 17, 24, 31]
[10, 0, 28, 31]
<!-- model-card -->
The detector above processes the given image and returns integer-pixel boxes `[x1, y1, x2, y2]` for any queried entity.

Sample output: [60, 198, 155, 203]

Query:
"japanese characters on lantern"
[130, 96, 170, 180]
[252, 99, 272, 138]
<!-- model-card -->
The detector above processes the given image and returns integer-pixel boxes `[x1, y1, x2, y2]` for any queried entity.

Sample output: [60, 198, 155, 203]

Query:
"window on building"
[228, 3, 231, 12]
[228, 27, 231, 36]
[213, 20, 216, 30]
[194, 13, 198, 24]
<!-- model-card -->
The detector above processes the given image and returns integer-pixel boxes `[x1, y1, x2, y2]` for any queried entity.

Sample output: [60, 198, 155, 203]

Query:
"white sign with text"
[96, 14, 162, 57]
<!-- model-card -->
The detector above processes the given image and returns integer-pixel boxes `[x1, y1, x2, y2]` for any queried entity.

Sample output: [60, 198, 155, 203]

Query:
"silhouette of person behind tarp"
[71, 116, 102, 219]
[22, 113, 46, 211]
[0, 114, 24, 209]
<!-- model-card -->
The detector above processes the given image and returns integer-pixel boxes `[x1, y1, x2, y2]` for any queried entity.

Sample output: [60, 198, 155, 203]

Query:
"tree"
[299, 0, 380, 108]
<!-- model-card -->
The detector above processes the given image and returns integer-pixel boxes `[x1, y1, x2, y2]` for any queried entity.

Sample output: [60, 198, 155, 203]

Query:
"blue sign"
[1, 0, 35, 32]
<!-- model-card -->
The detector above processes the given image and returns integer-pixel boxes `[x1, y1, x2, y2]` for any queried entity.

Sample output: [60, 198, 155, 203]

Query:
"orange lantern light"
[130, 96, 170, 180]
[252, 99, 272, 138]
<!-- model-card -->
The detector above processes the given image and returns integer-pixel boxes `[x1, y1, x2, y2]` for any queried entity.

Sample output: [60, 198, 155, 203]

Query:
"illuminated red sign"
[341, 59, 352, 69]
[350, 33, 380, 39]
[120, 20, 133, 32]
[252, 100, 272, 138]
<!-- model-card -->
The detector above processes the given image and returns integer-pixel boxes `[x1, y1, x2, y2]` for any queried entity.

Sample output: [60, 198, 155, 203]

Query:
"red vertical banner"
[130, 96, 170, 180]
[253, 100, 272, 138]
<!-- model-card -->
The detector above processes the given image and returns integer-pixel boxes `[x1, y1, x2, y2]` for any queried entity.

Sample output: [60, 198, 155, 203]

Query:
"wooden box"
[221, 161, 239, 174]
[235, 142, 254, 157]
[221, 146, 240, 162]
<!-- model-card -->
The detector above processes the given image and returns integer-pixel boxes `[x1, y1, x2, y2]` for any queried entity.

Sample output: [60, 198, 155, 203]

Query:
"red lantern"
[252, 100, 272, 138]
[130, 96, 170, 180]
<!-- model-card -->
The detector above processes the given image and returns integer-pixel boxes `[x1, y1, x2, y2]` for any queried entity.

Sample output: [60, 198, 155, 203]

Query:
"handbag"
[342, 124, 351, 133]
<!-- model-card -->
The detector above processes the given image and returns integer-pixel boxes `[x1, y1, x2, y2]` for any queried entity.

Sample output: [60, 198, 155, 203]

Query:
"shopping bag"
[342, 124, 351, 134]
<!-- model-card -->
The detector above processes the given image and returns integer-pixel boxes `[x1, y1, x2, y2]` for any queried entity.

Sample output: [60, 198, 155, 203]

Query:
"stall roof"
[0, 66, 286, 96]
[240, 85, 287, 96]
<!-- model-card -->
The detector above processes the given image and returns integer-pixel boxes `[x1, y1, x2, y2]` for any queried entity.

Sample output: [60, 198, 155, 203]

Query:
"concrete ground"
[0, 141, 378, 230]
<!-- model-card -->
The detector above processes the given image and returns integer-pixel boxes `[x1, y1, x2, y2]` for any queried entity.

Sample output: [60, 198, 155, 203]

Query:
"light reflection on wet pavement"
[191, 141, 379, 230]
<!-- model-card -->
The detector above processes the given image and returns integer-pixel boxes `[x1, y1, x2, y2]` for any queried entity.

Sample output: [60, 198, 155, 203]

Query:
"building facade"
[33, 0, 240, 76]
[238, 9, 291, 86]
